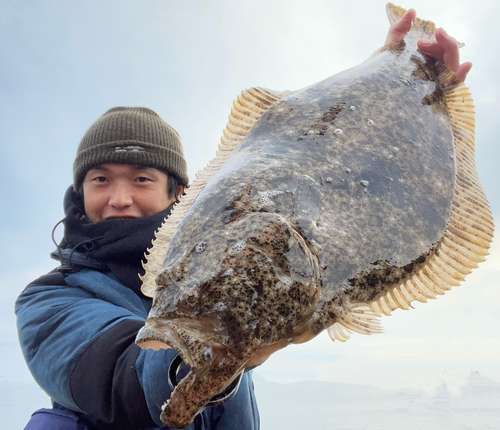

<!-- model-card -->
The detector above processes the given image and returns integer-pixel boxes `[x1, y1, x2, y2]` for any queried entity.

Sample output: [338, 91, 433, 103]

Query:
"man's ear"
[176, 185, 187, 201]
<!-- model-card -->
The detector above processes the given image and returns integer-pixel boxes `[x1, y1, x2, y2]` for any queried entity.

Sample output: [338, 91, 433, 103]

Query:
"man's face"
[82, 163, 180, 223]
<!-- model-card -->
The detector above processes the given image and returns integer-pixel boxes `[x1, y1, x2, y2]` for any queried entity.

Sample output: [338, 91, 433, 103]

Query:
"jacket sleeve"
[15, 269, 161, 428]
[15, 269, 260, 430]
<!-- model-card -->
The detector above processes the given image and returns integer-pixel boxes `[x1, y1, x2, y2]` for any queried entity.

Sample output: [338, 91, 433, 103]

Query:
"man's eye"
[93, 176, 108, 183]
[135, 177, 152, 183]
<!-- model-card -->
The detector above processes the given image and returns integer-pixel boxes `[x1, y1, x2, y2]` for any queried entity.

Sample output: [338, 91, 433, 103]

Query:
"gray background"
[1, 0, 498, 428]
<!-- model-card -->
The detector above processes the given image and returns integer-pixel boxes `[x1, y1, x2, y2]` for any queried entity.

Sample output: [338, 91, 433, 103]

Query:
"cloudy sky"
[1, 0, 499, 419]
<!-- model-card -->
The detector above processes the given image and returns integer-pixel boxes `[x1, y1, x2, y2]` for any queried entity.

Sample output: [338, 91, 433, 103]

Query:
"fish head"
[136, 211, 321, 428]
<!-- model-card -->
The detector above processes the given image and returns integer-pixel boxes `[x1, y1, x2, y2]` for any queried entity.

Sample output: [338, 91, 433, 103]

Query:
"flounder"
[136, 4, 494, 428]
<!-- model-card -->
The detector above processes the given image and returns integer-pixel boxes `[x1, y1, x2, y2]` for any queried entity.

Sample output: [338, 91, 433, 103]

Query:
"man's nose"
[109, 183, 134, 208]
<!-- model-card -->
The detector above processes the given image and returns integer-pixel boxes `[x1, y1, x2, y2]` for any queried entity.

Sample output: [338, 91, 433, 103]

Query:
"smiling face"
[82, 163, 182, 223]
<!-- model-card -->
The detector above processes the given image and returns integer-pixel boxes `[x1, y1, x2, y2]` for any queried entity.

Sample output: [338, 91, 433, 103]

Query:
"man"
[15, 9, 470, 430]
[16, 107, 260, 430]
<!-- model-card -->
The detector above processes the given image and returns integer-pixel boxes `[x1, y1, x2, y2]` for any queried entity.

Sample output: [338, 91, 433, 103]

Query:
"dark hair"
[167, 173, 181, 201]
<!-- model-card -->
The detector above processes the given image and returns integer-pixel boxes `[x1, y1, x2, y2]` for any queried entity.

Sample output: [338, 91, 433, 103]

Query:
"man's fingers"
[384, 11, 470, 83]
[417, 39, 445, 58]
[385, 9, 416, 45]
[435, 27, 460, 72]
[455, 62, 473, 82]
[417, 28, 470, 81]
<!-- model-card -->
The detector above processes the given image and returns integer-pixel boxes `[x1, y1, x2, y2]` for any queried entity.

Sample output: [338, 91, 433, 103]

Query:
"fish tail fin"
[386, 3, 436, 42]
[385, 2, 406, 25]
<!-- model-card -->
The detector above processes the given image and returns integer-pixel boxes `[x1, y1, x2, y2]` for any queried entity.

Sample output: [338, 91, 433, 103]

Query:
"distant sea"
[253, 371, 500, 430]
[2, 372, 499, 429]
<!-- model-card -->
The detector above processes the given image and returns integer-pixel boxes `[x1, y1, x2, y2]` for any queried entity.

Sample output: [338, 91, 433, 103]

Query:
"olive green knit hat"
[73, 107, 189, 192]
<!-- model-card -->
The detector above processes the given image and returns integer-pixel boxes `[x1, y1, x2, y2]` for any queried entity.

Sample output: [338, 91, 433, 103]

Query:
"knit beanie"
[73, 107, 189, 192]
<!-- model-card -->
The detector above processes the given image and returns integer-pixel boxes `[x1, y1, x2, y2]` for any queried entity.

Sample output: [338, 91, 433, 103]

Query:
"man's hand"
[385, 8, 417, 46]
[384, 8, 471, 82]
[417, 29, 472, 82]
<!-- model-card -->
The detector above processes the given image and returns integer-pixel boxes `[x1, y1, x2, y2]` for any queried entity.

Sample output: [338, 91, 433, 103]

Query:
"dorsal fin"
[140, 87, 288, 297]
[327, 64, 494, 342]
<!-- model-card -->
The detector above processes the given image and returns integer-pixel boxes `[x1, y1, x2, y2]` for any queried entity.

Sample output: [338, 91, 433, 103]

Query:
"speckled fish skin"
[138, 20, 459, 430]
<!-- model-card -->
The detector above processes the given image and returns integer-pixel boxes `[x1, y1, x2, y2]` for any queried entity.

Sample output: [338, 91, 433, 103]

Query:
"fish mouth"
[136, 316, 260, 428]
[167, 354, 244, 406]
[136, 316, 225, 369]
[160, 345, 258, 429]
[135, 319, 174, 351]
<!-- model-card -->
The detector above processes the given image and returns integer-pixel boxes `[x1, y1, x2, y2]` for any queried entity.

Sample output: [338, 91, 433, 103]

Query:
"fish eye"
[186, 292, 198, 305]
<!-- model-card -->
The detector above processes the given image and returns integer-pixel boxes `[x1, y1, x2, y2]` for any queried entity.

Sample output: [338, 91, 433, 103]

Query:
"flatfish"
[136, 3, 494, 428]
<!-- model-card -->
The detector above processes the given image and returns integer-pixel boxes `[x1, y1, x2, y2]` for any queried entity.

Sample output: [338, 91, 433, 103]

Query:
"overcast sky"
[1, 0, 498, 418]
